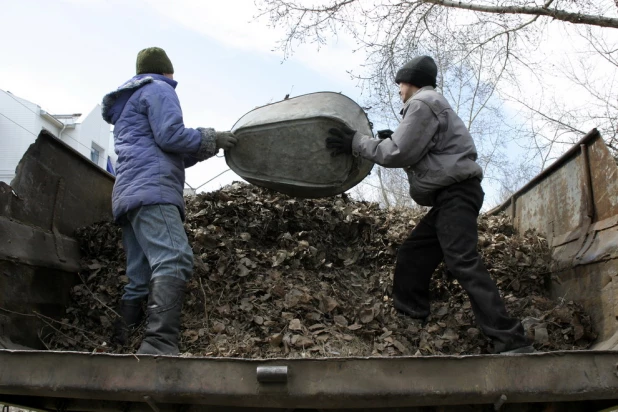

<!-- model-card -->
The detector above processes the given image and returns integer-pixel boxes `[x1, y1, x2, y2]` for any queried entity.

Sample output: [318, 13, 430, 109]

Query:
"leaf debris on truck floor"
[45, 182, 596, 357]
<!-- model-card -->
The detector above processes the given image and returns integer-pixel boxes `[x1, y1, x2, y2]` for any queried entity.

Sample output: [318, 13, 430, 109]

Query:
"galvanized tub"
[226, 92, 374, 198]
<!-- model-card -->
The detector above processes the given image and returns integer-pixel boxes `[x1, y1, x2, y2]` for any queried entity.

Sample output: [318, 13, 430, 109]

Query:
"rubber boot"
[111, 297, 146, 346]
[137, 276, 186, 355]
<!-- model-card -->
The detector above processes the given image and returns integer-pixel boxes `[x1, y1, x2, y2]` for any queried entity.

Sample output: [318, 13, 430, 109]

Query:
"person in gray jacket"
[325, 56, 533, 354]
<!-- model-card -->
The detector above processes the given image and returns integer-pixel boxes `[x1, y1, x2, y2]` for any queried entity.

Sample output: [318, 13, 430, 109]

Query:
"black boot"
[112, 297, 146, 346]
[137, 276, 186, 355]
[393, 294, 430, 320]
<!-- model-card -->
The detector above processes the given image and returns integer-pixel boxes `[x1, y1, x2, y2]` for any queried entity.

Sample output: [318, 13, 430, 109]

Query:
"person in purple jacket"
[101, 47, 237, 355]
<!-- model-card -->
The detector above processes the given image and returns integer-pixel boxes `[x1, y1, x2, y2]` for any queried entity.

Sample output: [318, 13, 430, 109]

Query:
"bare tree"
[496, 23, 618, 166]
[256, 0, 618, 198]
[564, 26, 618, 152]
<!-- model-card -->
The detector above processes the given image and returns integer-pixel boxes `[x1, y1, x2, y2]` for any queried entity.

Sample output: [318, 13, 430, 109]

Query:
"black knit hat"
[395, 56, 437, 88]
[136, 47, 174, 75]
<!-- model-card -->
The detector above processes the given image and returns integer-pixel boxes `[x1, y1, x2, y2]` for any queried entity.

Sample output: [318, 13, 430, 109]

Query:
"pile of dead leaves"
[44, 182, 596, 357]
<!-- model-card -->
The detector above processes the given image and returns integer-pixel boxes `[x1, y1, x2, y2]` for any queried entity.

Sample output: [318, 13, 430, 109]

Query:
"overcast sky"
[2, 0, 613, 207]
[0, 0, 370, 193]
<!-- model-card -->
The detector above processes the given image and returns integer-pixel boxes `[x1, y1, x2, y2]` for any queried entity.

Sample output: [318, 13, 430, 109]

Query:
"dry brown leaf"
[359, 308, 374, 324]
[289, 319, 302, 331]
[319, 295, 338, 313]
[212, 322, 226, 334]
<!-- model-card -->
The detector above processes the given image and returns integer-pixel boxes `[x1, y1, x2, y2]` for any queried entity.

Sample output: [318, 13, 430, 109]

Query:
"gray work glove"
[215, 131, 238, 150]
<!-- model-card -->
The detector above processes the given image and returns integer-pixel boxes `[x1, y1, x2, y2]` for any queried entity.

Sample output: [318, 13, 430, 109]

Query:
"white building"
[0, 89, 113, 184]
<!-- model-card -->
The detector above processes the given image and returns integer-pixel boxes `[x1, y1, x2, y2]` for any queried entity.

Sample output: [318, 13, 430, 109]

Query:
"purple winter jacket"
[101, 74, 216, 221]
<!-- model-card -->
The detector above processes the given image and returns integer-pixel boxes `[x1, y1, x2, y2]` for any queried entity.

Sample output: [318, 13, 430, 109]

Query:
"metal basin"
[226, 92, 374, 198]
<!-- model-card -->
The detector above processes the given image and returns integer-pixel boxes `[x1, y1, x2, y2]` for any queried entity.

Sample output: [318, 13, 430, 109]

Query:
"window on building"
[91, 144, 100, 165]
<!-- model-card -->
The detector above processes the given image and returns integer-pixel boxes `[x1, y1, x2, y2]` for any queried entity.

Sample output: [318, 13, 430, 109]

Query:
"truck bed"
[1, 130, 617, 411]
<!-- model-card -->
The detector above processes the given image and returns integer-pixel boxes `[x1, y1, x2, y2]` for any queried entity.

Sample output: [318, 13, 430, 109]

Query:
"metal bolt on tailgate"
[256, 365, 289, 383]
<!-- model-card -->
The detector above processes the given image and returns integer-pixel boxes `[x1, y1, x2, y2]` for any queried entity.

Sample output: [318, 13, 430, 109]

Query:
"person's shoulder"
[413, 89, 450, 113]
[143, 78, 174, 91]
[140, 79, 177, 102]
[413, 87, 443, 101]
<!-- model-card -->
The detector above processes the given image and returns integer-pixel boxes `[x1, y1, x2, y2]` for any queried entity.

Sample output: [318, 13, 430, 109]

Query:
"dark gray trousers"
[393, 178, 529, 351]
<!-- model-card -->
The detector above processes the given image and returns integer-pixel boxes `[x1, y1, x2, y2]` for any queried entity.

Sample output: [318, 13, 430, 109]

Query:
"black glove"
[377, 129, 394, 139]
[325, 125, 356, 157]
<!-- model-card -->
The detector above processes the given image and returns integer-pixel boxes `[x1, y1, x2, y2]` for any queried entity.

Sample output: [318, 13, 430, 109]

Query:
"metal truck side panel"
[489, 130, 618, 349]
[0, 130, 114, 348]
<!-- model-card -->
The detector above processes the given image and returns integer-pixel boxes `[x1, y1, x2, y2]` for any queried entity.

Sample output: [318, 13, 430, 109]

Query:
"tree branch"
[422, 0, 618, 29]
[515, 97, 587, 135]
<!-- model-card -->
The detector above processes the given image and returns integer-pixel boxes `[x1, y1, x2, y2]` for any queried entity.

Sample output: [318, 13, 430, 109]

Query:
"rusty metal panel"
[491, 129, 618, 246]
[489, 129, 618, 350]
[577, 226, 618, 266]
[550, 221, 618, 343]
[589, 137, 618, 222]
[1, 350, 618, 409]
[550, 260, 617, 342]
[513, 153, 586, 240]
[488, 130, 600, 232]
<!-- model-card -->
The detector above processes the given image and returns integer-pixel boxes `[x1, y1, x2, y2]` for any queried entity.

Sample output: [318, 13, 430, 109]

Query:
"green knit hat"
[136, 47, 174, 75]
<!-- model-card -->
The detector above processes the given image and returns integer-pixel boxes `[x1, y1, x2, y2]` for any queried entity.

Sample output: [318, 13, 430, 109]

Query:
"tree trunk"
[376, 168, 391, 208]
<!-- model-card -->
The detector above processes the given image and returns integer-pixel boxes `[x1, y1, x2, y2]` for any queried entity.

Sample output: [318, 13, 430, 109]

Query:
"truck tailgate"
[1, 350, 618, 410]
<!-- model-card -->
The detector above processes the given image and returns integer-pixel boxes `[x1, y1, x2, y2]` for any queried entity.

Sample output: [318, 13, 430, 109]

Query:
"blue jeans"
[119, 204, 193, 300]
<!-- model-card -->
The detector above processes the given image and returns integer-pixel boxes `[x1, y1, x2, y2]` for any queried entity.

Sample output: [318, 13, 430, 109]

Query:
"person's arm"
[352, 100, 439, 168]
[141, 83, 217, 162]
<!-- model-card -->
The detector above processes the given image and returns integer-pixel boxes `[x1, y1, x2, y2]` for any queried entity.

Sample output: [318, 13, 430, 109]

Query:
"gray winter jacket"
[352, 86, 483, 206]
